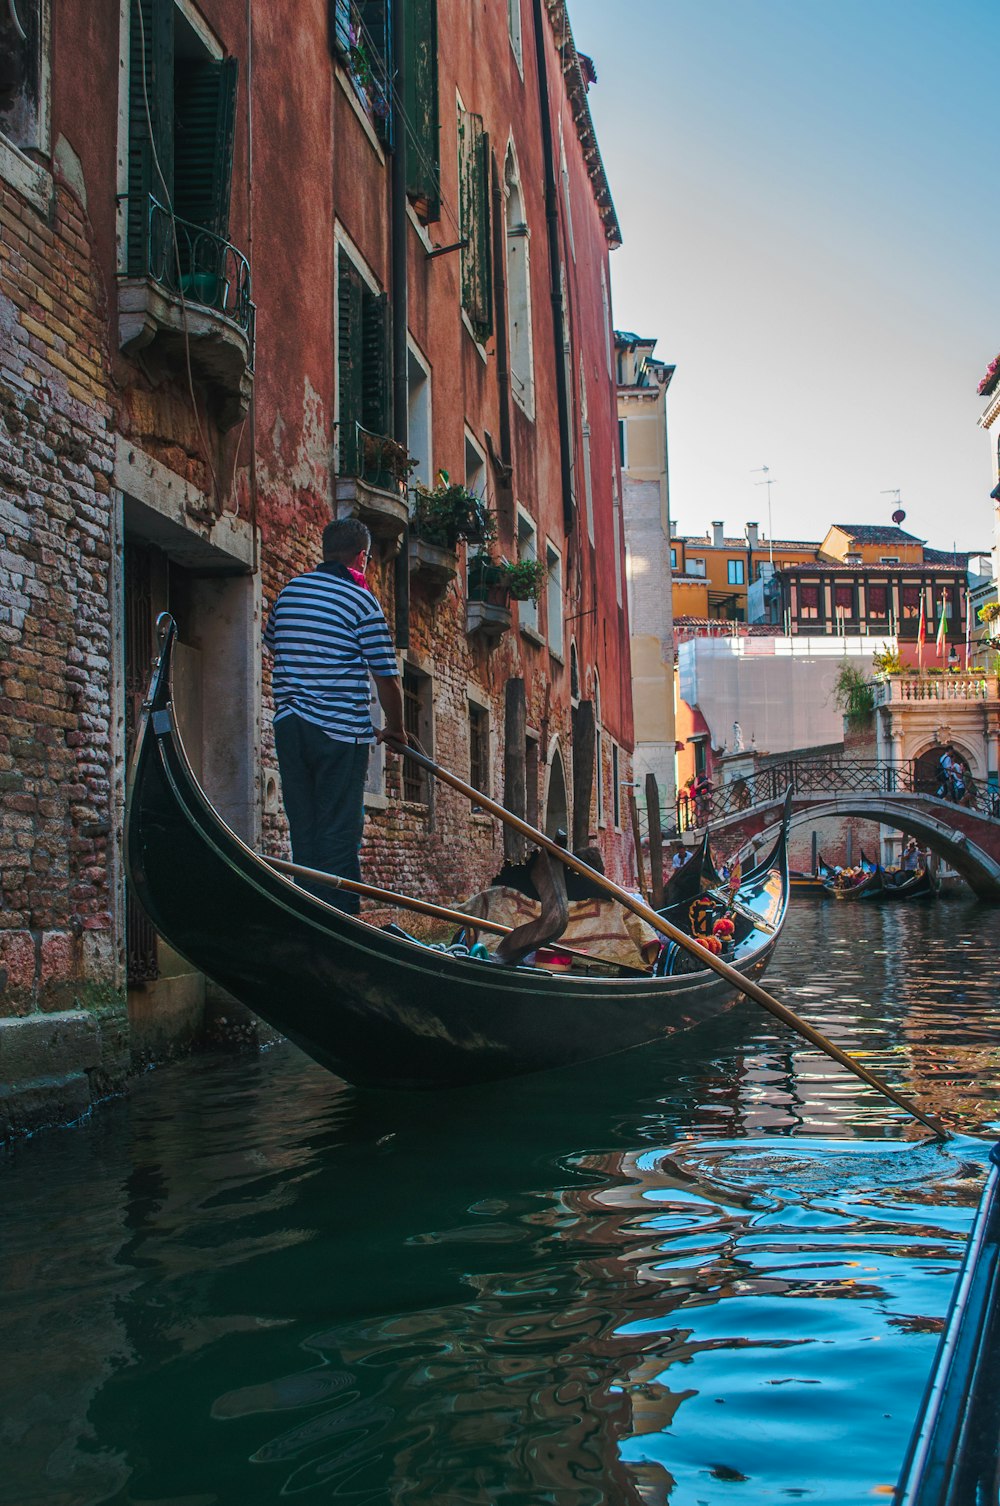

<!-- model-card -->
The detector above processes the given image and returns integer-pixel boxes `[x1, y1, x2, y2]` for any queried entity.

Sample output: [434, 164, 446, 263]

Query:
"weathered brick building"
[0, 0, 634, 1133]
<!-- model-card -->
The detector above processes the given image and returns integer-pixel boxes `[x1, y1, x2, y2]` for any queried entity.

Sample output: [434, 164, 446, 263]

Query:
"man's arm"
[373, 674, 409, 746]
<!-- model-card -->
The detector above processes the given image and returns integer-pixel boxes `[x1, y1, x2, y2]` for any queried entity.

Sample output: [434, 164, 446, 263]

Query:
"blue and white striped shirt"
[263, 563, 399, 744]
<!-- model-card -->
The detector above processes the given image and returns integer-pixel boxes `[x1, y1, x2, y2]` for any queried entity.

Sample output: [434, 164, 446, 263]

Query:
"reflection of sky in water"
[0, 900, 998, 1504]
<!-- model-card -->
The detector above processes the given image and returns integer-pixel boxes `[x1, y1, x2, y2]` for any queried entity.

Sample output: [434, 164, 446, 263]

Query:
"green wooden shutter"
[338, 252, 365, 473]
[460, 112, 492, 343]
[127, 0, 173, 276]
[404, 0, 439, 222]
[361, 288, 391, 440]
[173, 56, 239, 239]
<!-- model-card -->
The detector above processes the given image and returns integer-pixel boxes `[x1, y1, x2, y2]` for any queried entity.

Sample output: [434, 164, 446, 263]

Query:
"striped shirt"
[263, 562, 399, 744]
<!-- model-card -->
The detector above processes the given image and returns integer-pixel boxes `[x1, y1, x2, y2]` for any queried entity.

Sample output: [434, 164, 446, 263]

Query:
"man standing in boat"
[264, 518, 409, 913]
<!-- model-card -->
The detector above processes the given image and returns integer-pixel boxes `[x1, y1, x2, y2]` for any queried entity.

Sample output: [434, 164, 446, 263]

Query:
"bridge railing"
[677, 756, 999, 830]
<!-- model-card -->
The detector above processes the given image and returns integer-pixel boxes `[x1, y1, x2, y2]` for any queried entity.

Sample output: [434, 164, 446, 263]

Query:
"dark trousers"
[274, 715, 369, 914]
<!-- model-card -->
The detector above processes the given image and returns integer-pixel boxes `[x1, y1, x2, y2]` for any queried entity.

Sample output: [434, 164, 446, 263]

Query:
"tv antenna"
[752, 466, 776, 563]
[881, 488, 906, 525]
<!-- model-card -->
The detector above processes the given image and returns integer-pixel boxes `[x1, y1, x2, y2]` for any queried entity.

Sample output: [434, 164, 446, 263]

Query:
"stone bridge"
[678, 758, 1000, 899]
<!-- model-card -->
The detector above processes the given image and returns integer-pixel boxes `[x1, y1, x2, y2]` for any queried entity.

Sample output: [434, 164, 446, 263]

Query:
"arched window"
[545, 745, 569, 841]
[505, 145, 534, 418]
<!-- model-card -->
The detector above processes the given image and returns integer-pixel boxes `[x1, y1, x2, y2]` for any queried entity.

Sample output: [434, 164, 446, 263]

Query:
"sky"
[569, 0, 1000, 554]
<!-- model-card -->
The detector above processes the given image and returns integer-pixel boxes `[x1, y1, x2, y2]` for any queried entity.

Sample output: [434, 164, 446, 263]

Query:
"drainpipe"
[531, 0, 574, 534]
[391, 0, 409, 648]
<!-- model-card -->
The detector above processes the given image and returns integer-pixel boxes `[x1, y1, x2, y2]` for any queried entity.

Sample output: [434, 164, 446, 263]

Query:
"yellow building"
[671, 521, 818, 621]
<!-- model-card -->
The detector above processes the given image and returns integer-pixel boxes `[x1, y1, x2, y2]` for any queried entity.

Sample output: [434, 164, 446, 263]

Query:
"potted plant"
[872, 646, 902, 677]
[359, 430, 417, 492]
[410, 471, 496, 549]
[833, 662, 875, 728]
[497, 557, 547, 602]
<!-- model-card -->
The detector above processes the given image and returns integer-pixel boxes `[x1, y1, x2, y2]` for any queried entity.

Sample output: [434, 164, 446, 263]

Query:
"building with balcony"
[0, 0, 634, 1130]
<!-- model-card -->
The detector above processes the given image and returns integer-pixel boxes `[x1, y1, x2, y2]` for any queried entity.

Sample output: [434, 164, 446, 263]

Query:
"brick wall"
[0, 172, 128, 1133]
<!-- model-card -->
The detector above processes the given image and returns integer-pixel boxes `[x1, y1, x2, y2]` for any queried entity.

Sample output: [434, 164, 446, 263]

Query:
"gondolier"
[264, 518, 408, 912]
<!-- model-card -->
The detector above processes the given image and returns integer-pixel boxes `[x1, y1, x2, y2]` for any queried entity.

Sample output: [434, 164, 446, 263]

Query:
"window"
[507, 0, 523, 71]
[688, 558, 705, 577]
[594, 674, 603, 824]
[798, 582, 821, 620]
[469, 701, 489, 799]
[879, 556, 899, 565]
[901, 585, 921, 619]
[404, 0, 440, 220]
[833, 583, 855, 616]
[517, 510, 539, 634]
[337, 247, 390, 476]
[612, 743, 620, 828]
[618, 418, 627, 468]
[465, 431, 486, 505]
[559, 124, 575, 261]
[505, 146, 534, 416]
[127, 2, 239, 289]
[867, 583, 888, 618]
[458, 106, 492, 343]
[1, 0, 46, 151]
[670, 547, 677, 568]
[546, 542, 563, 657]
[727, 559, 745, 586]
[331, 0, 392, 143]
[401, 664, 431, 803]
[407, 342, 432, 485]
[569, 641, 580, 701]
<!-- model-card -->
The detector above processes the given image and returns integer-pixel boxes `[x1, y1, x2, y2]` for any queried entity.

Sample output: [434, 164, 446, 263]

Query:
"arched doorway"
[545, 747, 569, 841]
[912, 743, 975, 798]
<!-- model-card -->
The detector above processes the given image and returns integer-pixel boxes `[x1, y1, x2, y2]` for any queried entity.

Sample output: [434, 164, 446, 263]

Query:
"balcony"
[872, 673, 999, 706]
[118, 197, 255, 430]
[335, 426, 410, 554]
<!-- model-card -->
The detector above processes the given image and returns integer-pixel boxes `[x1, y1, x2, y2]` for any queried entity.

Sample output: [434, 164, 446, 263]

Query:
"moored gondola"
[893, 1144, 1000, 1506]
[885, 866, 940, 902]
[824, 861, 885, 901]
[125, 619, 791, 1090]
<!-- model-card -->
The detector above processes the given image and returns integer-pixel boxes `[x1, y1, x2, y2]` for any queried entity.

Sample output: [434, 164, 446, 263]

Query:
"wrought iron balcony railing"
[146, 197, 256, 368]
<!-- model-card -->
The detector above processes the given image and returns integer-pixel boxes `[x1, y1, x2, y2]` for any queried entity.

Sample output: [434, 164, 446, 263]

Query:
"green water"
[2, 899, 999, 1505]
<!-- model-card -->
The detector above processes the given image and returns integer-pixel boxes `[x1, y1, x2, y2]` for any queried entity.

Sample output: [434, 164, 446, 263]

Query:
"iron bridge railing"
[677, 756, 1000, 831]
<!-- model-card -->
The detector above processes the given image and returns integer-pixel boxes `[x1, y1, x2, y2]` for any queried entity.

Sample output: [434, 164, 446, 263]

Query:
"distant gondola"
[884, 866, 940, 902]
[125, 619, 791, 1091]
[824, 860, 885, 901]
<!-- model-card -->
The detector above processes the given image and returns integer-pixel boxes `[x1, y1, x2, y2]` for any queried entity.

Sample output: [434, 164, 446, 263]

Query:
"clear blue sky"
[570, 0, 999, 553]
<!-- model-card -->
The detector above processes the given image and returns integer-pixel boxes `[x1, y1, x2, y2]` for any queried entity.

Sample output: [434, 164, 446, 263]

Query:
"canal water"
[2, 898, 1000, 1506]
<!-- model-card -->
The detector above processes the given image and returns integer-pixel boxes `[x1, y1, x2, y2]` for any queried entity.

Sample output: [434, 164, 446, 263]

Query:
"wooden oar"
[389, 740, 950, 1139]
[265, 856, 650, 976]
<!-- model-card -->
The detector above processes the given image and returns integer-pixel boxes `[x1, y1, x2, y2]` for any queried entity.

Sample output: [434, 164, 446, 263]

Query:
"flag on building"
[935, 598, 948, 657]
[917, 596, 926, 667]
[965, 596, 972, 669]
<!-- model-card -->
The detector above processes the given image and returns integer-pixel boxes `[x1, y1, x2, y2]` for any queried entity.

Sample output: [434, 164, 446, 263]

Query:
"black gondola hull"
[125, 623, 789, 1090]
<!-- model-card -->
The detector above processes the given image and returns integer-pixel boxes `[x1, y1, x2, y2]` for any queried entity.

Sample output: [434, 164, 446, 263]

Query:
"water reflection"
[1, 900, 998, 1504]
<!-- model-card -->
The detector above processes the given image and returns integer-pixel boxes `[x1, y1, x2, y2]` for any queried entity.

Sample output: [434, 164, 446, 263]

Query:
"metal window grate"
[469, 703, 489, 797]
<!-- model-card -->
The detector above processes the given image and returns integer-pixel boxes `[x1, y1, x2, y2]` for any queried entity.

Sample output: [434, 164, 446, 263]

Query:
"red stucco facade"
[0, 0, 634, 1129]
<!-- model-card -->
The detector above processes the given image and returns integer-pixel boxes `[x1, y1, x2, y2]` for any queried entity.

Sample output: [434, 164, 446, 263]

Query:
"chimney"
[746, 521, 759, 549]
[711, 520, 724, 548]
[670, 520, 678, 538]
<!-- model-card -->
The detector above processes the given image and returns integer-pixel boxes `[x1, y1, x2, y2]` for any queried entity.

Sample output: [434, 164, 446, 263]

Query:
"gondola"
[124, 618, 790, 1091]
[884, 866, 940, 902]
[893, 1144, 1000, 1506]
[659, 829, 720, 909]
[823, 860, 885, 901]
[790, 855, 831, 898]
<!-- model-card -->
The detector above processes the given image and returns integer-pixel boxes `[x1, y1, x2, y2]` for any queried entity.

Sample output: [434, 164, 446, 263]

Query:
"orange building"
[671, 520, 818, 621]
